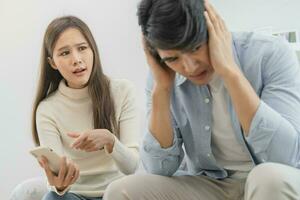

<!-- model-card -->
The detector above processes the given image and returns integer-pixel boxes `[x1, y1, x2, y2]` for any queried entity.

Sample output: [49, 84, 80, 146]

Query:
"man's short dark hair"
[137, 0, 207, 51]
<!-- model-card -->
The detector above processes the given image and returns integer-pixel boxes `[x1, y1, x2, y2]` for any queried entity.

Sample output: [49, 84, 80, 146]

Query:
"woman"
[32, 16, 139, 200]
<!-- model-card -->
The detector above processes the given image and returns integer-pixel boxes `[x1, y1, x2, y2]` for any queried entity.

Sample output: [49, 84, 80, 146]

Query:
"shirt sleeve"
[36, 102, 70, 196]
[105, 81, 140, 175]
[246, 39, 300, 167]
[140, 72, 184, 176]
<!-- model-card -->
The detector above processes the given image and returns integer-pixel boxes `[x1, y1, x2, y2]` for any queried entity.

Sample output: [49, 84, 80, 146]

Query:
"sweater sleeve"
[36, 102, 70, 195]
[105, 81, 140, 174]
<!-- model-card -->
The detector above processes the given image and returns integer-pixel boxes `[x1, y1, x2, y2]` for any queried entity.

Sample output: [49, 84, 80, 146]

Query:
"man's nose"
[182, 55, 198, 74]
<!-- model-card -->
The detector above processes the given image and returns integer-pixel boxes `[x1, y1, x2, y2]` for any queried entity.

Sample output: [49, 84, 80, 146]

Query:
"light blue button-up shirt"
[141, 32, 300, 178]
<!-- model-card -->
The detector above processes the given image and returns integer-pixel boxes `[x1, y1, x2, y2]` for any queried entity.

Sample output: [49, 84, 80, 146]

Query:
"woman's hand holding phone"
[39, 156, 80, 192]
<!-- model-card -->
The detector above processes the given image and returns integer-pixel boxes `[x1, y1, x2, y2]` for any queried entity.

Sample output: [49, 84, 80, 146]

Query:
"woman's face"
[50, 28, 94, 89]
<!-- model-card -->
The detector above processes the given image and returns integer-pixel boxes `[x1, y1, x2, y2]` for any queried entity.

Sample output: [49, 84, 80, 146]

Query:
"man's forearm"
[149, 86, 174, 148]
[223, 67, 260, 135]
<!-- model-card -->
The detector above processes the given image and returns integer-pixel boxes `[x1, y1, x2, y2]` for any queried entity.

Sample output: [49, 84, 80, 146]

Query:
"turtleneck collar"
[58, 80, 89, 100]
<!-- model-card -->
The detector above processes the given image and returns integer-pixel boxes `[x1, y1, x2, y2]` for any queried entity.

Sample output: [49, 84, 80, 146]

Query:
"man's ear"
[47, 57, 58, 70]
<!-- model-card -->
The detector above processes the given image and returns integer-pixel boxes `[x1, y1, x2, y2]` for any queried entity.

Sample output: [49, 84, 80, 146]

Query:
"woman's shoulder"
[36, 91, 59, 115]
[110, 78, 136, 95]
[109, 78, 137, 109]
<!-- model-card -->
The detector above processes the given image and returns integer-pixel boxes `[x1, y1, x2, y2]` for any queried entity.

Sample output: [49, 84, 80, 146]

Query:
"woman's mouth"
[73, 68, 87, 76]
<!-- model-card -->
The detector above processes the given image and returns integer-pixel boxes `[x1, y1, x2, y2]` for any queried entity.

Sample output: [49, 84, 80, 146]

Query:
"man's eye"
[164, 57, 178, 63]
[191, 45, 201, 52]
[59, 51, 69, 56]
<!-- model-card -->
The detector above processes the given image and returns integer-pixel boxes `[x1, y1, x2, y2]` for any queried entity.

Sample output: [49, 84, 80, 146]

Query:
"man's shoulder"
[232, 32, 281, 50]
[232, 32, 291, 68]
[232, 32, 295, 86]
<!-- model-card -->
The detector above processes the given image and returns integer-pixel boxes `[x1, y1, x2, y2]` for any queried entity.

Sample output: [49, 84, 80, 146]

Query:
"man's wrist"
[152, 85, 172, 102]
[153, 83, 173, 94]
[221, 65, 242, 83]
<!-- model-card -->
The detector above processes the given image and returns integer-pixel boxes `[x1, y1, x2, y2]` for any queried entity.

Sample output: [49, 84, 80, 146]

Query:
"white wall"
[0, 0, 146, 198]
[210, 0, 300, 32]
[1, 0, 300, 199]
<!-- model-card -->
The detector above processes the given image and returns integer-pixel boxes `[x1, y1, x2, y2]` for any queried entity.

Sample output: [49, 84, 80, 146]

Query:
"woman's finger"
[77, 138, 91, 150]
[38, 159, 44, 168]
[42, 157, 55, 185]
[85, 146, 99, 152]
[67, 132, 80, 138]
[71, 134, 88, 148]
[70, 165, 80, 185]
[82, 143, 96, 151]
[63, 162, 76, 187]
[57, 157, 67, 181]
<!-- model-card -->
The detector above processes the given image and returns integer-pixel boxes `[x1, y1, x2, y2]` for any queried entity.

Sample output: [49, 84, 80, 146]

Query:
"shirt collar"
[175, 73, 188, 86]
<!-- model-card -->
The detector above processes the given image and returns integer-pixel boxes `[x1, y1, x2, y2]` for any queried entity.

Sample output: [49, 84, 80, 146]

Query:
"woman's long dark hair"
[32, 16, 118, 146]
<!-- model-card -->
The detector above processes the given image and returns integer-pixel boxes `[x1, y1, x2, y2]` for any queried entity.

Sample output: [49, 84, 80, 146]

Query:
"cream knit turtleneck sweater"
[36, 79, 140, 197]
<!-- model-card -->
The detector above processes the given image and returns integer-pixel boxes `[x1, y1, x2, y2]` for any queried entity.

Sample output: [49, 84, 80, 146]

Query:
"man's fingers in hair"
[204, 11, 215, 35]
[204, 0, 223, 33]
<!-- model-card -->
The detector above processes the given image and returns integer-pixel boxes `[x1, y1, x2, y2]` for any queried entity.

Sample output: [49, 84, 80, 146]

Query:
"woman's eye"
[79, 46, 87, 51]
[59, 51, 69, 56]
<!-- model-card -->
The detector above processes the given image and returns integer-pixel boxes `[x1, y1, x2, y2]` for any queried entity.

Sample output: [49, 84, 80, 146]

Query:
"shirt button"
[207, 153, 211, 157]
[204, 98, 210, 104]
[205, 125, 210, 131]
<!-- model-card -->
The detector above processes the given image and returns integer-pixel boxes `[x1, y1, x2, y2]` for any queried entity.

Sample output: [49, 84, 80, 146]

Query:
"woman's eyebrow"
[57, 42, 88, 51]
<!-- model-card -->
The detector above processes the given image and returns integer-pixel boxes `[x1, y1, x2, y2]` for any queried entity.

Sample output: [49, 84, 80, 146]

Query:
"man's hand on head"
[204, 0, 239, 78]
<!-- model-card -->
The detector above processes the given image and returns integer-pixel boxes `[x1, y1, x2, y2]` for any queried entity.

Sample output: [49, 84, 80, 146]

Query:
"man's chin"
[188, 71, 214, 85]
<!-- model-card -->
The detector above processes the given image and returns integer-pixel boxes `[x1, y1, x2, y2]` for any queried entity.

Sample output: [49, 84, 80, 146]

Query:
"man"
[104, 0, 300, 199]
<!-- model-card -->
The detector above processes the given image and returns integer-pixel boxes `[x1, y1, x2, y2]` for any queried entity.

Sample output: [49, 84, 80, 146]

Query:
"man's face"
[157, 43, 214, 85]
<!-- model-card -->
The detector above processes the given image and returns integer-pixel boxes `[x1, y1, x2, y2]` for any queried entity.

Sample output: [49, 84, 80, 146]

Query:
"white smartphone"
[30, 146, 61, 174]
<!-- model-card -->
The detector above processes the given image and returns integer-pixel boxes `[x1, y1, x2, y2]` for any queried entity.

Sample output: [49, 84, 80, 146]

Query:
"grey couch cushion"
[9, 177, 47, 200]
